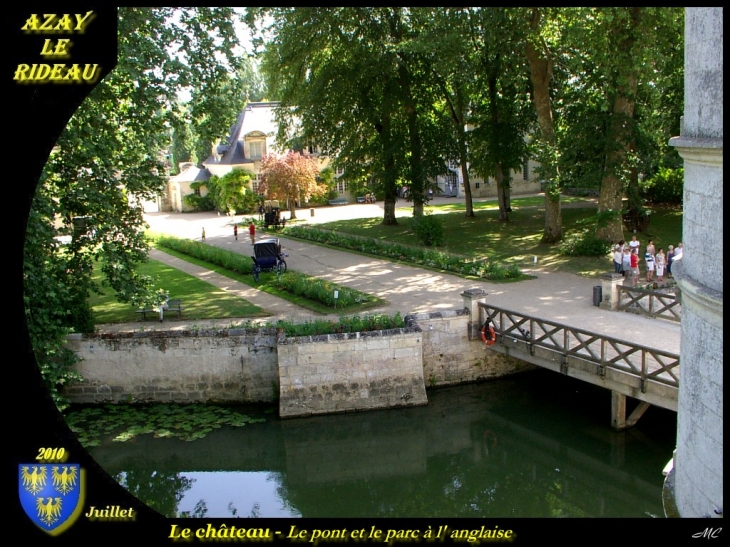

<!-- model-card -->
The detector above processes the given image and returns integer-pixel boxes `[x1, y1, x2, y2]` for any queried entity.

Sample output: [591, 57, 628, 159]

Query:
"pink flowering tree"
[259, 151, 326, 219]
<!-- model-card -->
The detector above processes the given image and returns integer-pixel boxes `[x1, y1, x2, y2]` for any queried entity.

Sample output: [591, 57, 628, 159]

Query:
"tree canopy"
[259, 151, 326, 219]
[23, 7, 243, 409]
[246, 7, 683, 240]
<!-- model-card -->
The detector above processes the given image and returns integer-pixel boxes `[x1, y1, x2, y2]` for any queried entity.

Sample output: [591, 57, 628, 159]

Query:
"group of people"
[612, 235, 683, 286]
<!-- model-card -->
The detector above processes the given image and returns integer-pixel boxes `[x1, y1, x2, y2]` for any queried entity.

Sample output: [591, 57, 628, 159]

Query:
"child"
[655, 248, 666, 282]
[233, 224, 238, 240]
[630, 248, 640, 286]
[201, 227, 206, 241]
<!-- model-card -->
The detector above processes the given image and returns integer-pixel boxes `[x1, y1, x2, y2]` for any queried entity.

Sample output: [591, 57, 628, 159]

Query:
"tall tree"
[170, 102, 198, 174]
[523, 7, 564, 242]
[410, 8, 478, 218]
[259, 151, 325, 219]
[468, 8, 532, 222]
[250, 7, 410, 225]
[24, 7, 241, 409]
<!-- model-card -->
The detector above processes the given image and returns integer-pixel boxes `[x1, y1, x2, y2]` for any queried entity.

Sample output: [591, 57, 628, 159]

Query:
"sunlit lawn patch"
[314, 204, 683, 277]
[89, 259, 267, 324]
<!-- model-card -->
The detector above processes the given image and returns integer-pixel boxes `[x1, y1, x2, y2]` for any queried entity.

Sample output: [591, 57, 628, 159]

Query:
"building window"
[249, 141, 264, 159]
[336, 180, 349, 194]
[475, 182, 480, 189]
[335, 166, 344, 176]
[251, 174, 264, 194]
[523, 161, 529, 182]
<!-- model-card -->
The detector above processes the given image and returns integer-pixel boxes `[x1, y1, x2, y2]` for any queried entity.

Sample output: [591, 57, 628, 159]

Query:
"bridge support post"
[611, 391, 627, 430]
[611, 391, 652, 430]
[461, 288, 488, 341]
[599, 273, 625, 311]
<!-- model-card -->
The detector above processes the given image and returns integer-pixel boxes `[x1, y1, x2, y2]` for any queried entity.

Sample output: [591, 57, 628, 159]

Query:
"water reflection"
[85, 370, 675, 518]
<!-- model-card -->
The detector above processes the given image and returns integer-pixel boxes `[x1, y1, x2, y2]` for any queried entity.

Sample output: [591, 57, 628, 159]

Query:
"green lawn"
[317, 201, 683, 278]
[89, 259, 268, 324]
[150, 239, 388, 315]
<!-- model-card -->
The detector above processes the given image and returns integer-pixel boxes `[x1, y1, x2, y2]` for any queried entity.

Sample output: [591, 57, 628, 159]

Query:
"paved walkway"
[101, 199, 681, 356]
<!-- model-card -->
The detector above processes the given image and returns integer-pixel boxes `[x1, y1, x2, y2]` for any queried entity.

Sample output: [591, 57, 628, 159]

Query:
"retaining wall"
[63, 327, 279, 404]
[63, 309, 530, 417]
[415, 310, 534, 386]
[278, 317, 427, 417]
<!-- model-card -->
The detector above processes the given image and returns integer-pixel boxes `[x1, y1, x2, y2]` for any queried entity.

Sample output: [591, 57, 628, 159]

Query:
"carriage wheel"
[277, 260, 287, 279]
[253, 265, 260, 282]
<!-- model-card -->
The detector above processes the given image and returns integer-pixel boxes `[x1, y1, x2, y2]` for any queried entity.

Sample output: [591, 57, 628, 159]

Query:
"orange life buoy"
[481, 320, 496, 346]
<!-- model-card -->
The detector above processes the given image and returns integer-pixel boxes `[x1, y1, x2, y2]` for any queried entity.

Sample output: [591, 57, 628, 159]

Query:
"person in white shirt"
[613, 244, 623, 274]
[629, 235, 640, 255]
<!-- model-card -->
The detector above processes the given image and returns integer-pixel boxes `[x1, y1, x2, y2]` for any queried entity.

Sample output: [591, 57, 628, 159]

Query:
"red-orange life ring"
[481, 321, 496, 346]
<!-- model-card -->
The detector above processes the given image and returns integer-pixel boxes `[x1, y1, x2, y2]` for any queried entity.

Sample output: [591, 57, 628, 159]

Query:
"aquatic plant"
[65, 403, 265, 447]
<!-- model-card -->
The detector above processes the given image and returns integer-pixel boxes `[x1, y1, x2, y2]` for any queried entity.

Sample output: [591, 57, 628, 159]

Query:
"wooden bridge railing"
[617, 285, 681, 322]
[478, 303, 680, 392]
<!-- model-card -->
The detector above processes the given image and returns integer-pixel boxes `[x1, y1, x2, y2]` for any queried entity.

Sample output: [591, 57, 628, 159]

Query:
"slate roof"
[204, 101, 281, 167]
[170, 164, 210, 183]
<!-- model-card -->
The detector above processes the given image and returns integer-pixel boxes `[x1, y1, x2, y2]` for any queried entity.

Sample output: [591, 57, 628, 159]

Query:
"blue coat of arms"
[19, 464, 85, 534]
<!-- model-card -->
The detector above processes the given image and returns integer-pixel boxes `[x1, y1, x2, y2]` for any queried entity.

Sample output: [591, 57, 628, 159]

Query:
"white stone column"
[667, 7, 723, 520]
[461, 288, 487, 340]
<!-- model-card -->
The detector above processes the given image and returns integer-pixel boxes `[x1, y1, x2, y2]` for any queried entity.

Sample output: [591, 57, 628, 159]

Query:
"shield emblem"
[19, 464, 85, 535]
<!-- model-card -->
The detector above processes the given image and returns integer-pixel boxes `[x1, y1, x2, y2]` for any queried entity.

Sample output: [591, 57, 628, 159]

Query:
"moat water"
[83, 370, 676, 518]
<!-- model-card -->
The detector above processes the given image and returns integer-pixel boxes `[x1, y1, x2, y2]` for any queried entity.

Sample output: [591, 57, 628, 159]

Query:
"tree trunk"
[453, 88, 475, 217]
[525, 7, 562, 243]
[595, 8, 641, 243]
[595, 90, 636, 242]
[495, 164, 509, 221]
[399, 64, 426, 218]
[377, 111, 398, 226]
[289, 203, 297, 220]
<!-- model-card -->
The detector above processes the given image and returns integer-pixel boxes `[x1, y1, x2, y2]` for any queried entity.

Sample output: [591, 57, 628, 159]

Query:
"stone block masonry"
[277, 316, 428, 418]
[63, 327, 280, 404]
[415, 310, 534, 387]
[62, 308, 532, 417]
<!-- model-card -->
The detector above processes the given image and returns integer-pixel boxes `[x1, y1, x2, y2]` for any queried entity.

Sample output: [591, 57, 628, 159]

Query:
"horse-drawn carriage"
[251, 238, 288, 281]
[262, 200, 286, 229]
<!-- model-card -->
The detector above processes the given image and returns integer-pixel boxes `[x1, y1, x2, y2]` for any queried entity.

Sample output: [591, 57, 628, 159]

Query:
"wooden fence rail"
[617, 285, 681, 322]
[478, 303, 680, 392]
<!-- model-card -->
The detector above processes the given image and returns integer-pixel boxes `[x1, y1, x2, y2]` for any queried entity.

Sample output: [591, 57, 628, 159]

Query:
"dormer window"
[245, 131, 267, 160]
[250, 141, 264, 159]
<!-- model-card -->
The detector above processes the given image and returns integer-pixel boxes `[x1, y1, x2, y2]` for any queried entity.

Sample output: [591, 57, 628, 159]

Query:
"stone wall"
[63, 309, 531, 418]
[277, 318, 427, 418]
[415, 310, 534, 386]
[63, 327, 279, 404]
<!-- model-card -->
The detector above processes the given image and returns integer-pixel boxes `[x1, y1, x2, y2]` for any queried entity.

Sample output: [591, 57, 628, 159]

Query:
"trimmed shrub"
[410, 214, 445, 246]
[281, 226, 522, 280]
[274, 312, 405, 337]
[641, 167, 683, 205]
[558, 230, 613, 257]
